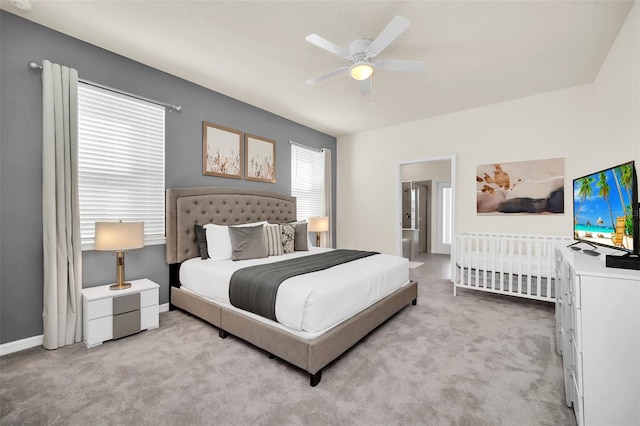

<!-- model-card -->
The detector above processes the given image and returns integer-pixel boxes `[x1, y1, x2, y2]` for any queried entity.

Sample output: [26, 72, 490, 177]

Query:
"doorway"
[397, 155, 456, 258]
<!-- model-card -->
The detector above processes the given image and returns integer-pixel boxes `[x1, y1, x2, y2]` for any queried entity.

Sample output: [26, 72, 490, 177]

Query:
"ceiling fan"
[305, 16, 426, 96]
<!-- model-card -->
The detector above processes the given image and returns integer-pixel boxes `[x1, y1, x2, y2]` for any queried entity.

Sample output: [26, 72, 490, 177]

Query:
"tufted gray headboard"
[166, 186, 297, 264]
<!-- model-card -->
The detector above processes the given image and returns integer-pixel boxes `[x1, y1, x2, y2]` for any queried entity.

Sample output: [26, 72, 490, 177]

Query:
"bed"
[166, 186, 418, 386]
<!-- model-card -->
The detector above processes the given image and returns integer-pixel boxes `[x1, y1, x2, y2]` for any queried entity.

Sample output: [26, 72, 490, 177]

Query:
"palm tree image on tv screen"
[574, 161, 636, 252]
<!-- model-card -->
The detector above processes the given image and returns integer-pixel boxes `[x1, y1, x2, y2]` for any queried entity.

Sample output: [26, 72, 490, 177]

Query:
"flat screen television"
[572, 160, 638, 256]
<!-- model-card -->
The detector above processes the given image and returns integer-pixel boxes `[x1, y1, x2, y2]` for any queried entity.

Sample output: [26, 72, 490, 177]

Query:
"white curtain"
[42, 60, 83, 349]
[320, 148, 333, 248]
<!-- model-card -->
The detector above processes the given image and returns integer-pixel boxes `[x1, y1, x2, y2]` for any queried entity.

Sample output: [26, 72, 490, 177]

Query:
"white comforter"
[179, 247, 410, 334]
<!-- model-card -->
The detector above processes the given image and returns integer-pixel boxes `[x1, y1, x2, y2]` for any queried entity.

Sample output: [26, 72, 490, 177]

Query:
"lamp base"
[110, 282, 132, 291]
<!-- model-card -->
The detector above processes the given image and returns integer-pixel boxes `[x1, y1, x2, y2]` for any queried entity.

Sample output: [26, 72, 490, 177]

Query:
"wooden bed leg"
[412, 299, 417, 306]
[219, 329, 228, 339]
[310, 370, 322, 387]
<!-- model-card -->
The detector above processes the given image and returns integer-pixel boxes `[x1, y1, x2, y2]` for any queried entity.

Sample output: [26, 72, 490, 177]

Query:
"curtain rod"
[28, 61, 183, 112]
[289, 140, 323, 152]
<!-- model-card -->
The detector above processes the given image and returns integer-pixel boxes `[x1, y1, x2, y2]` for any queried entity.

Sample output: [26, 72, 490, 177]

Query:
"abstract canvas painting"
[477, 158, 564, 215]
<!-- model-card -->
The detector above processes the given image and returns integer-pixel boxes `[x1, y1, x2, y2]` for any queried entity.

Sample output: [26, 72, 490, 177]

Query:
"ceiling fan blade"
[306, 66, 349, 85]
[374, 59, 426, 73]
[359, 79, 371, 96]
[366, 16, 410, 58]
[305, 34, 350, 59]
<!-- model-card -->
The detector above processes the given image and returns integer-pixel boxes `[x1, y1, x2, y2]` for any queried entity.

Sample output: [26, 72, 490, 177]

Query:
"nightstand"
[82, 278, 159, 348]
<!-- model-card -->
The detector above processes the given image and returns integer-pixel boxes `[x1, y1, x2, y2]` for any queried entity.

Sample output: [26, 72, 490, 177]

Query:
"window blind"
[291, 143, 322, 221]
[78, 83, 166, 247]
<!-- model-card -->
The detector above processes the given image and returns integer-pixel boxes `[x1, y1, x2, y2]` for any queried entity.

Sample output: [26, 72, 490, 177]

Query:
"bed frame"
[166, 186, 418, 386]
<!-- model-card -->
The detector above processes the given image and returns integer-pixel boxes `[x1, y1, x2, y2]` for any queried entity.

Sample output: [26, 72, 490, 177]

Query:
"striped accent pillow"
[264, 224, 283, 256]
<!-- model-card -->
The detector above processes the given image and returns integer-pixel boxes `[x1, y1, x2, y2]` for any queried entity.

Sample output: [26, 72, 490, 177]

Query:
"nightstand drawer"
[141, 305, 159, 330]
[85, 316, 113, 347]
[113, 310, 141, 339]
[140, 288, 158, 308]
[113, 293, 140, 315]
[86, 297, 113, 320]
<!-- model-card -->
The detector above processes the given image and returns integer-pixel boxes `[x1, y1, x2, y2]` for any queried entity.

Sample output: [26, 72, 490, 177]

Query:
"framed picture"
[476, 157, 564, 215]
[202, 121, 243, 179]
[245, 134, 276, 183]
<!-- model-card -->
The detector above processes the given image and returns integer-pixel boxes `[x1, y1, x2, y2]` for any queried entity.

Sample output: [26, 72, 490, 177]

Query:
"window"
[442, 186, 452, 245]
[290, 143, 322, 220]
[77, 83, 165, 248]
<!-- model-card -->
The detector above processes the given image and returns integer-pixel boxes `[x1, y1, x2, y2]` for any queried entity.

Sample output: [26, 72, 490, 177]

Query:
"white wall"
[401, 160, 451, 182]
[336, 2, 639, 255]
[593, 1, 640, 163]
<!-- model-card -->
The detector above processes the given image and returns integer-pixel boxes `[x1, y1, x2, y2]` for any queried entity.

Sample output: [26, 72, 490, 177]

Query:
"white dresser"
[555, 246, 640, 426]
[82, 278, 160, 348]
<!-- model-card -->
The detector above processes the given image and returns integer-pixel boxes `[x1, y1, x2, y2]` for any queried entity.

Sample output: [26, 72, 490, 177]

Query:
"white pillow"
[204, 224, 232, 261]
[204, 221, 269, 260]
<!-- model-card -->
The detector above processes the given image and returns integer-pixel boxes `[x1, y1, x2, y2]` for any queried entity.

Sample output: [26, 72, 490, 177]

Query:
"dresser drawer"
[570, 307, 582, 353]
[570, 339, 583, 397]
[572, 373, 584, 426]
[570, 274, 581, 309]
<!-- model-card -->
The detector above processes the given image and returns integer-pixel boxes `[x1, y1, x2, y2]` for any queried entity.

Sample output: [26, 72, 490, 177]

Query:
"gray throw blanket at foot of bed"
[229, 249, 378, 321]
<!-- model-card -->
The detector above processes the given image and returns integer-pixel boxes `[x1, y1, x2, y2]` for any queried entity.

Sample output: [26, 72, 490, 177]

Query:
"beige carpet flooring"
[0, 254, 576, 425]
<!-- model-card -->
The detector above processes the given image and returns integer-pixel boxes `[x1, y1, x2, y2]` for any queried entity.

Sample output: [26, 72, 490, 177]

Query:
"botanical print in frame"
[245, 134, 276, 183]
[202, 121, 242, 179]
[477, 157, 564, 215]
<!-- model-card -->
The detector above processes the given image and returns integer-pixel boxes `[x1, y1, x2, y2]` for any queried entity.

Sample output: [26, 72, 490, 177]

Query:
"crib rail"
[453, 233, 571, 302]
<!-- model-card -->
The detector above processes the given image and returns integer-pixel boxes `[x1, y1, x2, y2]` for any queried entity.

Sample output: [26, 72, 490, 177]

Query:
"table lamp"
[95, 221, 144, 290]
[308, 216, 329, 247]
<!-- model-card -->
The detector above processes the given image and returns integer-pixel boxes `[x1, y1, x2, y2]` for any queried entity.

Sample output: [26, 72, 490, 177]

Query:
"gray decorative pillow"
[194, 224, 209, 260]
[264, 224, 283, 256]
[293, 222, 309, 251]
[281, 224, 295, 254]
[228, 225, 268, 261]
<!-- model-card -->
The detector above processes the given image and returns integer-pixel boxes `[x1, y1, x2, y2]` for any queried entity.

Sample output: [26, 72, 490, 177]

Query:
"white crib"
[453, 233, 571, 302]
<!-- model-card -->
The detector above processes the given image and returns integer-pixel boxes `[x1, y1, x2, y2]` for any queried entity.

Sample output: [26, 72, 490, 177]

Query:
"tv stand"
[606, 252, 640, 270]
[583, 249, 600, 256]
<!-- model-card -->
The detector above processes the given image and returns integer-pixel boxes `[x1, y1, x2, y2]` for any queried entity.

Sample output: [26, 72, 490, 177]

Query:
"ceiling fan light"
[350, 62, 374, 81]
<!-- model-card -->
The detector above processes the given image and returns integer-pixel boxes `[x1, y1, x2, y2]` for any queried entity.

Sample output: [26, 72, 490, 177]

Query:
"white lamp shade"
[349, 62, 374, 81]
[95, 221, 144, 251]
[308, 216, 329, 233]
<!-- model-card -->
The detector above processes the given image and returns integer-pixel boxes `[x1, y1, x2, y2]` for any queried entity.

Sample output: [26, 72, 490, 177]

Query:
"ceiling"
[1, 1, 634, 137]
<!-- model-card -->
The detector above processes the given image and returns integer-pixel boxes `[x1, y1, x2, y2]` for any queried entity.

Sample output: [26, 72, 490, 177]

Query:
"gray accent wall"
[0, 11, 337, 344]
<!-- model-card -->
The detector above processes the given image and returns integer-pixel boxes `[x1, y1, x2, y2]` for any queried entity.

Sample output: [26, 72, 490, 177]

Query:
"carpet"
[0, 255, 576, 425]
[408, 261, 424, 269]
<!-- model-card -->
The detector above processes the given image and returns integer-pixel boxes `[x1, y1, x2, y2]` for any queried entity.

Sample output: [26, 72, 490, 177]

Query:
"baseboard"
[2, 303, 170, 356]
[0, 335, 43, 356]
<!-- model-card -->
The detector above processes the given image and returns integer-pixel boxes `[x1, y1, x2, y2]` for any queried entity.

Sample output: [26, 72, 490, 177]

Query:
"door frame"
[396, 154, 456, 270]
